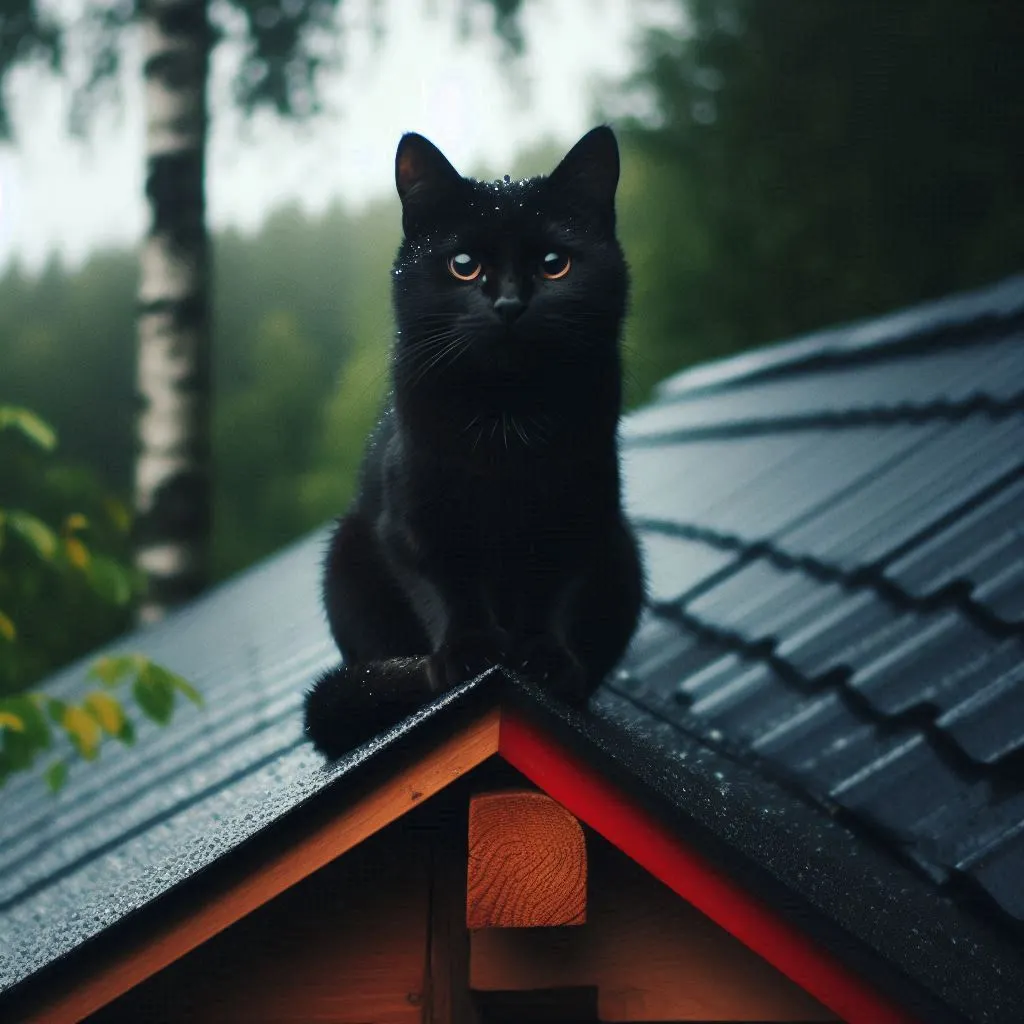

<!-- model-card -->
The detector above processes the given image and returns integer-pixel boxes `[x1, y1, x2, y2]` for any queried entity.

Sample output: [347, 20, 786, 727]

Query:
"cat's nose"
[493, 295, 525, 324]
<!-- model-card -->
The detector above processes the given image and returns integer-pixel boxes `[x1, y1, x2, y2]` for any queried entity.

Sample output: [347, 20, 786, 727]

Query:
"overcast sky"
[0, 0, 672, 272]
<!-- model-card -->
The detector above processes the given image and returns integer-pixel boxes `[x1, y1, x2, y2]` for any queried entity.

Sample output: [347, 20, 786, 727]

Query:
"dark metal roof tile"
[773, 590, 901, 680]
[883, 475, 1024, 605]
[657, 274, 1024, 399]
[696, 668, 814, 747]
[847, 612, 1000, 719]
[623, 435, 808, 525]
[620, 614, 730, 708]
[936, 645, 1024, 765]
[778, 416, 1024, 570]
[628, 333, 1024, 439]
[828, 735, 967, 843]
[964, 827, 1024, 925]
[750, 690, 849, 759]
[768, 701, 913, 795]
[636, 531, 738, 603]
[973, 554, 1024, 625]
[712, 425, 937, 542]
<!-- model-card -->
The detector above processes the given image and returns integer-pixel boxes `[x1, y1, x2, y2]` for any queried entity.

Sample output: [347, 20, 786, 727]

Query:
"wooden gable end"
[88, 778, 832, 1023]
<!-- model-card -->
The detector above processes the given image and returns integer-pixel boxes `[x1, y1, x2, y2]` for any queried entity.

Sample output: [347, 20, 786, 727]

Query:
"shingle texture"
[616, 275, 1024, 938]
[1, 275, 1023, 1023]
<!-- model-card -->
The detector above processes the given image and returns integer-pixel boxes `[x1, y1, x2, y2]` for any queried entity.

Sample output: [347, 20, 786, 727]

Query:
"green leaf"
[0, 406, 57, 450]
[103, 497, 132, 534]
[44, 760, 69, 794]
[0, 696, 52, 773]
[89, 654, 144, 687]
[0, 609, 15, 642]
[45, 697, 68, 723]
[6, 511, 59, 561]
[133, 668, 175, 725]
[84, 555, 136, 606]
[148, 664, 204, 708]
[116, 715, 136, 746]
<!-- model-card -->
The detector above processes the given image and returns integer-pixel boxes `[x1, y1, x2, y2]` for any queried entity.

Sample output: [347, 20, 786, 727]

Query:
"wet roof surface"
[2, 275, 1023, 1022]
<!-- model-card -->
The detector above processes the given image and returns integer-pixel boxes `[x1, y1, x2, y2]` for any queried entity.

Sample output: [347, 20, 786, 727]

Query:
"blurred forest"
[2, 0, 1022, 691]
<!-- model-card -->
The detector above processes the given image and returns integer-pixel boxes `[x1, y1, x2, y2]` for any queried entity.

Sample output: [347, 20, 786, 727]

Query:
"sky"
[0, 0, 672, 272]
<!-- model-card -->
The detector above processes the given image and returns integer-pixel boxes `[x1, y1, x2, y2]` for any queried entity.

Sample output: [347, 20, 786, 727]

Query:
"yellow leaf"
[0, 609, 15, 642]
[83, 692, 125, 735]
[65, 536, 91, 569]
[63, 513, 89, 533]
[0, 710, 25, 732]
[62, 705, 101, 760]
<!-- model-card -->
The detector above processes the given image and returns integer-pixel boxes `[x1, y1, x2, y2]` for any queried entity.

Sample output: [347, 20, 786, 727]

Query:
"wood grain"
[467, 789, 586, 929]
[470, 830, 837, 1022]
[27, 709, 500, 1024]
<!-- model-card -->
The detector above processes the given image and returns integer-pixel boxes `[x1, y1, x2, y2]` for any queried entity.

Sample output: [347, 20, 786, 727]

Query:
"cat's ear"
[395, 133, 462, 232]
[547, 126, 620, 215]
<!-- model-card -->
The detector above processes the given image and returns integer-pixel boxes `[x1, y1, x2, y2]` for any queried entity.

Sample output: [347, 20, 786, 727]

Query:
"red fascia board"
[499, 709, 918, 1024]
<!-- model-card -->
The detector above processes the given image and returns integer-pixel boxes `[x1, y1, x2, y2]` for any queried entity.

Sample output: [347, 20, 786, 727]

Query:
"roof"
[2, 274, 1024, 1023]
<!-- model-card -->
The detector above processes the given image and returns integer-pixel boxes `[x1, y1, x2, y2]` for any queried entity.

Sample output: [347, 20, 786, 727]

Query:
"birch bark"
[134, 0, 211, 623]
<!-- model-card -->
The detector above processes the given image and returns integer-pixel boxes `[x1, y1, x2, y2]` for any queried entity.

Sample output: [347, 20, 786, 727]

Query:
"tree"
[0, 0, 525, 622]
[618, 0, 1024, 384]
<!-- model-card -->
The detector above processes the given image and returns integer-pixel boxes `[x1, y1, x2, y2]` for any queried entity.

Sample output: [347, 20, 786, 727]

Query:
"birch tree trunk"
[134, 0, 211, 624]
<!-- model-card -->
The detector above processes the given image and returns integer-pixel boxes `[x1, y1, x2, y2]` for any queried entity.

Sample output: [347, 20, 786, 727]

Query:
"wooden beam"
[498, 709, 914, 1024]
[470, 830, 836, 1022]
[467, 789, 587, 929]
[426, 792, 480, 1024]
[25, 708, 501, 1024]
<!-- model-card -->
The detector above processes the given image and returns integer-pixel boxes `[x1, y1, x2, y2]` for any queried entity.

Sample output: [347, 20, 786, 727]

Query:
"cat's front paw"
[428, 628, 510, 690]
[514, 636, 588, 702]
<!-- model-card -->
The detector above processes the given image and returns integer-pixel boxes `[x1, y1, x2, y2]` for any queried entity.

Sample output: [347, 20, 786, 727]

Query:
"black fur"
[304, 127, 644, 758]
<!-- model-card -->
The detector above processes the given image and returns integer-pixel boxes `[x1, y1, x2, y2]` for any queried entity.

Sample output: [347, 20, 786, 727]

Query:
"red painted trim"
[498, 709, 919, 1024]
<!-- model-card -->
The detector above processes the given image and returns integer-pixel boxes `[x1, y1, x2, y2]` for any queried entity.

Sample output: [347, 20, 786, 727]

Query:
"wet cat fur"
[304, 127, 644, 757]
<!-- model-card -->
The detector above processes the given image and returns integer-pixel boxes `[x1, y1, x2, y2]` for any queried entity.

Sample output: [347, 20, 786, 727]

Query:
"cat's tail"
[303, 656, 437, 759]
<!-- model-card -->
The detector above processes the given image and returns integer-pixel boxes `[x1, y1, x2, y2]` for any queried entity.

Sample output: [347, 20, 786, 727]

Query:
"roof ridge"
[656, 274, 1024, 400]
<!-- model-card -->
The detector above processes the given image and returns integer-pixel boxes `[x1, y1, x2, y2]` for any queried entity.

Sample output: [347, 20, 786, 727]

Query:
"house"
[1, 275, 1022, 1023]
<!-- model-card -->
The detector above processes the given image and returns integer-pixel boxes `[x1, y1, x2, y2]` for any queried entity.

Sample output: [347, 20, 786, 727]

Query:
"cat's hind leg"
[307, 513, 436, 757]
[321, 511, 429, 662]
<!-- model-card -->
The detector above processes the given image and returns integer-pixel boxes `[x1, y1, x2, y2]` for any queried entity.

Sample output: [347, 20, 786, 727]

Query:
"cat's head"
[391, 127, 628, 385]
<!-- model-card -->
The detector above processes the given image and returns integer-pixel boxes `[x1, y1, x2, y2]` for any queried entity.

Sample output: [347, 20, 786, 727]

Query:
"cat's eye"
[448, 253, 482, 282]
[540, 251, 571, 280]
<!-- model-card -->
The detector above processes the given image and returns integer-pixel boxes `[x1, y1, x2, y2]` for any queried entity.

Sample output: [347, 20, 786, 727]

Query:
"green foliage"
[0, 404, 139, 693]
[614, 0, 1024, 392]
[0, 406, 203, 792]
[0, 654, 201, 791]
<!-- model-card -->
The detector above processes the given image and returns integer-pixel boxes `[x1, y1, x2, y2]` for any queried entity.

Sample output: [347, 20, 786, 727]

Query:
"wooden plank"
[28, 709, 501, 1024]
[91, 824, 431, 1023]
[470, 830, 836, 1022]
[467, 790, 587, 929]
[426, 793, 480, 1024]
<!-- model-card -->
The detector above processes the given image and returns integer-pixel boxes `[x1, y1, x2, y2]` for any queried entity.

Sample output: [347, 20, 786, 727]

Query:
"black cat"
[304, 127, 644, 757]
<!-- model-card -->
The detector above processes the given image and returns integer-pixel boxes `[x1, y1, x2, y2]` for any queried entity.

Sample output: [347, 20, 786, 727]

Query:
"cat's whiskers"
[405, 330, 472, 391]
